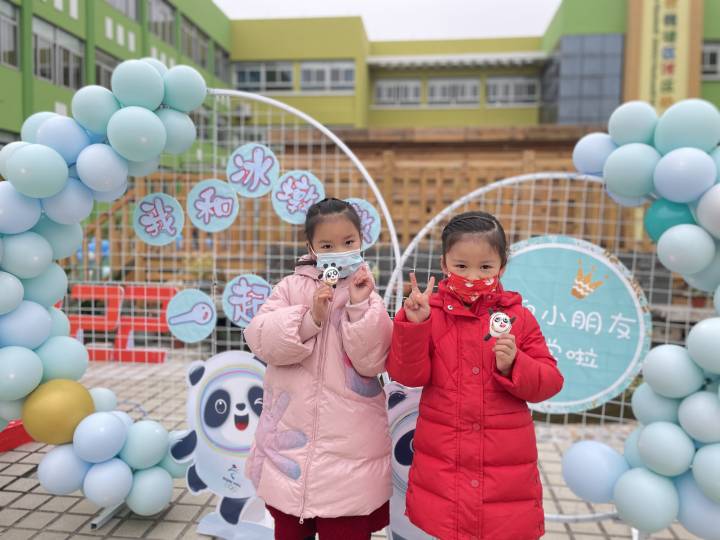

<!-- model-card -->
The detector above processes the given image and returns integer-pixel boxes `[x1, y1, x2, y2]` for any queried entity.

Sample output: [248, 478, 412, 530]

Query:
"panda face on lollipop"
[484, 309, 516, 341]
[320, 263, 341, 287]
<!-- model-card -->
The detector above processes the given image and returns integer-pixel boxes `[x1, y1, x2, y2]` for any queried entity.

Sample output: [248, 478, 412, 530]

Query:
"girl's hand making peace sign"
[404, 272, 435, 323]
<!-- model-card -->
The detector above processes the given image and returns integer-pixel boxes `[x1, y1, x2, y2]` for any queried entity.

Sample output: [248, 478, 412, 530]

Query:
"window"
[486, 77, 539, 106]
[32, 17, 84, 89]
[148, 0, 175, 45]
[105, 0, 137, 20]
[300, 61, 355, 91]
[703, 43, 720, 80]
[374, 80, 421, 106]
[95, 49, 119, 89]
[428, 78, 480, 106]
[215, 47, 230, 83]
[0, 0, 19, 68]
[235, 62, 293, 92]
[181, 17, 209, 69]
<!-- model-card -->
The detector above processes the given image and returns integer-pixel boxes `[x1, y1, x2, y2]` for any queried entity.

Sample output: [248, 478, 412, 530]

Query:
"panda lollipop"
[319, 263, 341, 287]
[484, 309, 516, 341]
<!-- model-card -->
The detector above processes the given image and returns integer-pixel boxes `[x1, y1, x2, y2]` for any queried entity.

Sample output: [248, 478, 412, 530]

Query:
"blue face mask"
[314, 248, 364, 285]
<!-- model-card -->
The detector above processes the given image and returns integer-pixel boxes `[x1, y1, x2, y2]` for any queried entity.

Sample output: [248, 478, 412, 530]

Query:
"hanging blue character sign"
[346, 198, 382, 249]
[226, 143, 280, 198]
[133, 193, 184, 246]
[166, 289, 217, 343]
[187, 179, 239, 233]
[271, 171, 324, 225]
[222, 274, 272, 328]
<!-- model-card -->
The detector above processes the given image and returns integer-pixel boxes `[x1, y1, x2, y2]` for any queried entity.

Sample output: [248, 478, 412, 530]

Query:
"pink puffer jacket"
[243, 261, 393, 520]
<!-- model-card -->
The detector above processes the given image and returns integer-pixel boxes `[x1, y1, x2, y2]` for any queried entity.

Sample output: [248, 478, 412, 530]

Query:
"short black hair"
[441, 211, 509, 266]
[304, 198, 362, 246]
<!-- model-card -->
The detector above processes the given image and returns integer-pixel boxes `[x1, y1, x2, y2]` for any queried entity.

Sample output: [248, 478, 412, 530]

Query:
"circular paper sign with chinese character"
[226, 143, 280, 198]
[187, 179, 239, 233]
[271, 170, 325, 225]
[501, 235, 651, 414]
[166, 289, 217, 343]
[346, 198, 382, 249]
[222, 274, 272, 328]
[133, 193, 184, 246]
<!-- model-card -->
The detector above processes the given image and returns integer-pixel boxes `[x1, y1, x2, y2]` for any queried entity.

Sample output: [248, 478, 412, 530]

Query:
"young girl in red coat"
[387, 211, 564, 540]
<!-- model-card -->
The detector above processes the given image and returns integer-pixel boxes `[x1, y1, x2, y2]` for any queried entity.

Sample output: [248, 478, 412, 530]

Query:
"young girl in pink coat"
[244, 198, 393, 540]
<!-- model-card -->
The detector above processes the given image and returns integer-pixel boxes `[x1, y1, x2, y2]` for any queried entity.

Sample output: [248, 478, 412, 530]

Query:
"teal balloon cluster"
[562, 331, 720, 537]
[573, 99, 720, 295]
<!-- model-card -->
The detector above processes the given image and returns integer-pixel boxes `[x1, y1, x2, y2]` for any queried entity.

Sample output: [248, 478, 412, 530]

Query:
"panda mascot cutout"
[385, 382, 434, 540]
[171, 350, 274, 539]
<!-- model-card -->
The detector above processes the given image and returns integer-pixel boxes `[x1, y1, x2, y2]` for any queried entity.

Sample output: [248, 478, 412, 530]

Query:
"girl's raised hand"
[349, 265, 374, 305]
[403, 272, 435, 323]
[311, 283, 333, 326]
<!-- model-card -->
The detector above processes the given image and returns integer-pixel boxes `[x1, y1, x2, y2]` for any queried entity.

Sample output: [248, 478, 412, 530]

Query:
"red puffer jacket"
[387, 281, 564, 540]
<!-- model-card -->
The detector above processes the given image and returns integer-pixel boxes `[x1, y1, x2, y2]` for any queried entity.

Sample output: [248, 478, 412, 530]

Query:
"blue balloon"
[0, 346, 43, 401]
[37, 336, 88, 382]
[0, 398, 23, 421]
[156, 108, 196, 154]
[572, 132, 616, 175]
[676, 472, 720, 540]
[125, 467, 173, 516]
[561, 440, 629, 503]
[111, 411, 134, 429]
[687, 317, 720, 374]
[696, 184, 720, 239]
[127, 157, 159, 178]
[624, 426, 644, 468]
[655, 99, 720, 155]
[637, 421, 695, 476]
[35, 116, 90, 165]
[0, 231, 53, 278]
[715, 285, 720, 314]
[657, 224, 716, 275]
[0, 301, 52, 349]
[92, 180, 128, 203]
[89, 388, 117, 412]
[31, 216, 83, 260]
[642, 344, 705, 398]
[0, 141, 30, 178]
[83, 458, 133, 508]
[141, 57, 168, 76]
[41, 178, 94, 225]
[106, 107, 166, 162]
[21, 263, 68, 307]
[73, 412, 127, 463]
[71, 85, 121, 135]
[76, 143, 128, 193]
[692, 444, 720, 503]
[0, 271, 24, 316]
[120, 420, 169, 470]
[48, 306, 70, 337]
[653, 148, 717, 203]
[603, 143, 661, 198]
[684, 247, 720, 293]
[38, 444, 91, 495]
[0, 181, 42, 234]
[678, 391, 720, 443]
[21, 112, 57, 143]
[631, 382, 680, 424]
[111, 60, 165, 110]
[163, 65, 207, 112]
[606, 188, 649, 208]
[608, 101, 658, 145]
[5, 144, 69, 198]
[613, 468, 679, 532]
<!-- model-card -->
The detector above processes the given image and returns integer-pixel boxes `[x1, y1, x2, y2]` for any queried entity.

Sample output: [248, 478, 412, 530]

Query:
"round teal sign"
[502, 235, 651, 414]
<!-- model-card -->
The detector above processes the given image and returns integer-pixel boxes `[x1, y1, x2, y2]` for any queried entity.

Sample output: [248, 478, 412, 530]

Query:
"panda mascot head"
[385, 381, 434, 540]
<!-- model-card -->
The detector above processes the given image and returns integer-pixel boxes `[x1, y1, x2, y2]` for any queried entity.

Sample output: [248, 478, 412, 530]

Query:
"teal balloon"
[38, 444, 91, 495]
[692, 444, 720, 503]
[0, 181, 42, 234]
[603, 143, 660, 198]
[642, 344, 705, 398]
[676, 472, 720, 540]
[141, 57, 168, 76]
[73, 412, 127, 463]
[0, 301, 52, 349]
[111, 60, 164, 110]
[111, 410, 133, 429]
[687, 317, 720, 374]
[0, 271, 24, 315]
[35, 116, 91, 165]
[715, 285, 720, 314]
[92, 179, 128, 203]
[613, 468, 679, 532]
[125, 467, 173, 516]
[0, 141, 30, 178]
[697, 184, 720, 238]
[76, 143, 128, 193]
[83, 458, 133, 508]
[5, 144, 69, 198]
[159, 431, 190, 479]
[31, 216, 83, 261]
[120, 420, 169, 469]
[0, 398, 23, 421]
[684, 247, 720, 292]
[624, 426, 644, 468]
[561, 440, 629, 503]
[653, 147, 717, 203]
[657, 224, 715, 275]
[637, 421, 695, 476]
[679, 391, 720, 443]
[90, 388, 117, 412]
[606, 188, 648, 208]
[36, 336, 88, 382]
[631, 382, 680, 424]
[163, 65, 207, 112]
[644, 199, 695, 242]
[127, 157, 159, 177]
[41, 178, 94, 225]
[0, 346, 43, 401]
[21, 112, 56, 143]
[107, 107, 166, 162]
[655, 99, 720, 155]
[572, 132, 616, 175]
[48, 307, 70, 337]
[608, 101, 658, 145]
[0, 231, 53, 278]
[71, 85, 121, 135]
[155, 109, 196, 155]
[21, 263, 68, 308]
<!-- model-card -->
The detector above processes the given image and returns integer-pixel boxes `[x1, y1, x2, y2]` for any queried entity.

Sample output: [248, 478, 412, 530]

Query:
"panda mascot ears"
[188, 362, 206, 386]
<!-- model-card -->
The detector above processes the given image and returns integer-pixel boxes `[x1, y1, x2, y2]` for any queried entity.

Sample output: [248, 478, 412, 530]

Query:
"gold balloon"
[22, 379, 95, 445]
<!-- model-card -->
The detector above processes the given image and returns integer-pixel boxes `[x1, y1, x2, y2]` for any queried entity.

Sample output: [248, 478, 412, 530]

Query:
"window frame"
[0, 0, 19, 68]
[235, 61, 294, 92]
[32, 17, 84, 89]
[703, 43, 720, 81]
[148, 0, 175, 46]
[105, 0, 138, 21]
[95, 49, 119, 89]
[485, 76, 540, 107]
[300, 61, 355, 92]
[427, 77, 480, 107]
[180, 16, 209, 70]
[373, 79, 422, 107]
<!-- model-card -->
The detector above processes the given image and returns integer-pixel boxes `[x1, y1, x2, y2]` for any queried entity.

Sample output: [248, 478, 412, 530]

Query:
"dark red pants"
[267, 501, 389, 540]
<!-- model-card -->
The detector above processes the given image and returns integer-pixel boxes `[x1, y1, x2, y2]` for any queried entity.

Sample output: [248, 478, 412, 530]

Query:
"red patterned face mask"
[447, 273, 498, 304]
